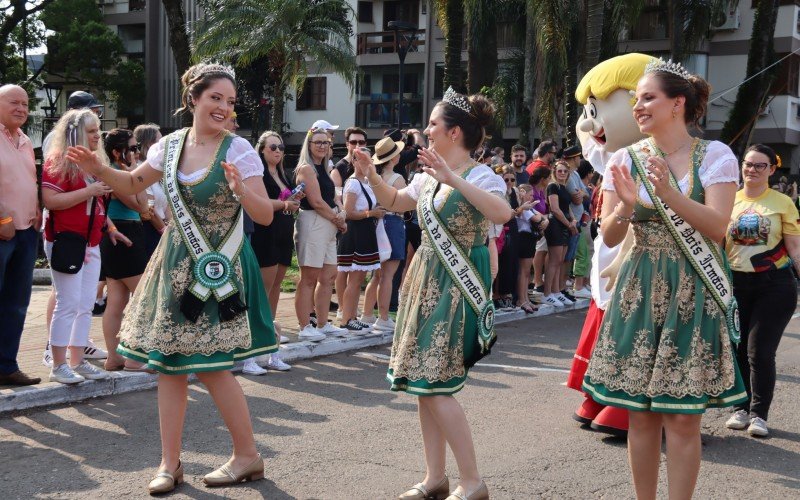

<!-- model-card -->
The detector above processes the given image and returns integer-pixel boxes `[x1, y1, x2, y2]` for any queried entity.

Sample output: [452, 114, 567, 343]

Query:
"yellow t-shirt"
[726, 189, 800, 272]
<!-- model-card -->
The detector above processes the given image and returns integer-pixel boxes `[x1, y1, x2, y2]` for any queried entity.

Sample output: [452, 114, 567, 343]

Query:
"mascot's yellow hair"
[575, 53, 657, 104]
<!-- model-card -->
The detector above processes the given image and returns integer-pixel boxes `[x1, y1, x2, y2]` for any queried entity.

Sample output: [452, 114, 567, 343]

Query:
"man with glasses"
[525, 139, 557, 176]
[331, 127, 367, 191]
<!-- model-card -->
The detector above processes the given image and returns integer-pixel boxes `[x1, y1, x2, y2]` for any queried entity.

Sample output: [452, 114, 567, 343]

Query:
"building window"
[358, 1, 373, 23]
[296, 77, 327, 111]
[770, 53, 800, 97]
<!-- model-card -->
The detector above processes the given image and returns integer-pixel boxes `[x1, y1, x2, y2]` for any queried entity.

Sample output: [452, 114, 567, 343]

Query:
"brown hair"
[650, 71, 710, 130]
[436, 93, 495, 151]
[175, 64, 236, 116]
[104, 128, 133, 164]
[745, 143, 779, 167]
[133, 123, 161, 160]
[344, 127, 367, 142]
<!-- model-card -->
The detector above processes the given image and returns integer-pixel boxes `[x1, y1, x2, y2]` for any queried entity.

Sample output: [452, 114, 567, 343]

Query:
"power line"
[709, 47, 800, 104]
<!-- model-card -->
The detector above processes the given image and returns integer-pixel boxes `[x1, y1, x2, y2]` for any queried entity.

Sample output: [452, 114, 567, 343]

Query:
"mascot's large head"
[575, 53, 656, 174]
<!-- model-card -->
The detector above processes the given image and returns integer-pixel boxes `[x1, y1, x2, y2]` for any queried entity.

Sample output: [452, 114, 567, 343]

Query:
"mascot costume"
[566, 53, 656, 436]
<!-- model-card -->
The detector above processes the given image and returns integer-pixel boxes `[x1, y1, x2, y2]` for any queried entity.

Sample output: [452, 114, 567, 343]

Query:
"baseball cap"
[563, 145, 582, 158]
[311, 119, 339, 131]
[67, 91, 103, 110]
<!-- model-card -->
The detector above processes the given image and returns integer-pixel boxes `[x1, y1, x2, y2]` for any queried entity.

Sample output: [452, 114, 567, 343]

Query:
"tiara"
[443, 86, 472, 115]
[194, 63, 236, 81]
[644, 58, 691, 81]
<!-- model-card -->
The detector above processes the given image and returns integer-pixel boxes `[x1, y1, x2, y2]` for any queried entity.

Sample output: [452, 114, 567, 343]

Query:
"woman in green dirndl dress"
[582, 62, 747, 499]
[354, 88, 513, 500]
[67, 64, 280, 494]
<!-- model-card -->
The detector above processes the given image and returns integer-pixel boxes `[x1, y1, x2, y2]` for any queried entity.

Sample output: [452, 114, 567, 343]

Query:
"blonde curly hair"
[45, 109, 108, 182]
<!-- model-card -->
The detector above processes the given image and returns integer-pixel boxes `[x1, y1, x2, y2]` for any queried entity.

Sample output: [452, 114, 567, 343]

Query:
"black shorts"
[405, 219, 421, 251]
[518, 231, 538, 259]
[544, 217, 569, 247]
[251, 213, 294, 268]
[100, 219, 148, 280]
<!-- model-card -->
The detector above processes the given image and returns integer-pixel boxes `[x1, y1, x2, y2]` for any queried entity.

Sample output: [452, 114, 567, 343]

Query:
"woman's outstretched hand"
[352, 148, 378, 180]
[608, 163, 636, 208]
[417, 148, 457, 186]
[221, 161, 245, 200]
[66, 146, 104, 177]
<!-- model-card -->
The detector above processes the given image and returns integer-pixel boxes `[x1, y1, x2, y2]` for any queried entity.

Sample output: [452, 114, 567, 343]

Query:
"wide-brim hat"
[372, 136, 405, 164]
[563, 145, 582, 159]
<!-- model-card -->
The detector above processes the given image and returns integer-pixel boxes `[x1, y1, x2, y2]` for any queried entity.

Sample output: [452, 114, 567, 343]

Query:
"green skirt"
[117, 236, 278, 374]
[387, 244, 491, 396]
[582, 222, 747, 414]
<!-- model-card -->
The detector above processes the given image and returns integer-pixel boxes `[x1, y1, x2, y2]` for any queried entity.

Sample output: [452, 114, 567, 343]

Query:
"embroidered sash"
[164, 129, 246, 317]
[628, 140, 740, 342]
[418, 180, 495, 351]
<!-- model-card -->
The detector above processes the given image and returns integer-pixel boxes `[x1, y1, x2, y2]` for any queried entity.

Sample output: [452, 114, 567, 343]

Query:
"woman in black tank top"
[293, 128, 348, 340]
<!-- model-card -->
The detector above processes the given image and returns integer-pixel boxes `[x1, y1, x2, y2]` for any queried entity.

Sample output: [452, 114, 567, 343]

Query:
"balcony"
[356, 94, 424, 129]
[356, 30, 426, 55]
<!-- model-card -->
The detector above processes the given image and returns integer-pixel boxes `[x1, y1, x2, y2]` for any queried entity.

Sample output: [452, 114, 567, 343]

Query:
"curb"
[33, 268, 51, 286]
[0, 299, 589, 414]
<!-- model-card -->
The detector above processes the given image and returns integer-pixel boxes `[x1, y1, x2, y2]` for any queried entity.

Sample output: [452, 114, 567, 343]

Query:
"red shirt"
[42, 162, 106, 246]
[525, 159, 550, 176]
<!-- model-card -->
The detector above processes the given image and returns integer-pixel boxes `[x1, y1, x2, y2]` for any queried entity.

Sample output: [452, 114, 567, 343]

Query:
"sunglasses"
[128, 144, 140, 153]
[742, 160, 769, 172]
[504, 178, 515, 183]
[267, 144, 285, 152]
[348, 139, 367, 146]
[310, 140, 332, 147]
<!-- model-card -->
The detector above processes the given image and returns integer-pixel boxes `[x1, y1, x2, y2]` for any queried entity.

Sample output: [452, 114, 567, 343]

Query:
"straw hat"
[371, 136, 405, 164]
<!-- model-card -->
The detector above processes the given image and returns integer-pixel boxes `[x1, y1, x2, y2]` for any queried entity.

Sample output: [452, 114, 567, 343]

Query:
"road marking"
[475, 363, 570, 374]
[355, 352, 570, 373]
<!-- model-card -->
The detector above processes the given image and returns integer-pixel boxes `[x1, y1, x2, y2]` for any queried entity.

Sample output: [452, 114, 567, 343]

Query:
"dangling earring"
[672, 107, 677, 118]
[451, 135, 456, 143]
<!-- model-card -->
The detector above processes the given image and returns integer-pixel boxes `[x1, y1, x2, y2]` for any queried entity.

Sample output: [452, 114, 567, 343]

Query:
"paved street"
[1, 309, 799, 499]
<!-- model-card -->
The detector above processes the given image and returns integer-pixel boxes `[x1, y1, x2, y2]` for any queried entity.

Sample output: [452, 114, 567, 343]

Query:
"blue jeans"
[564, 232, 580, 261]
[0, 228, 37, 374]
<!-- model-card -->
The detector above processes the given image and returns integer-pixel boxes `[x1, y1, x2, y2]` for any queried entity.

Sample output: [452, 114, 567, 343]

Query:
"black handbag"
[49, 197, 97, 274]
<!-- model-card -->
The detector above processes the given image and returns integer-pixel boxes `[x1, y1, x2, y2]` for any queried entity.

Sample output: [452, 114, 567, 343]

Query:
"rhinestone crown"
[644, 58, 691, 81]
[194, 63, 236, 81]
[443, 86, 472, 115]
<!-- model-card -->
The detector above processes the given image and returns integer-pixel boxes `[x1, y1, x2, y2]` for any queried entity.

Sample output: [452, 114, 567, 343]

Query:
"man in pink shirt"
[0, 84, 41, 386]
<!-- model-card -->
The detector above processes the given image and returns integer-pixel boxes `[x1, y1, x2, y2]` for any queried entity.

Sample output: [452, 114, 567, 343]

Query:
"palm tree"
[669, 0, 731, 63]
[161, 0, 192, 125]
[193, 0, 357, 133]
[435, 0, 467, 93]
[720, 0, 782, 159]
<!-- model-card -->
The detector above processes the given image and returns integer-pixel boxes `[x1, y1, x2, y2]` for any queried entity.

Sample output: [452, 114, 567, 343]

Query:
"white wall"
[284, 73, 356, 135]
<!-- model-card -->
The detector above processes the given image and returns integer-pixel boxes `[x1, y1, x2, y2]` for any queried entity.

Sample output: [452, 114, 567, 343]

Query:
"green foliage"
[40, 0, 144, 118]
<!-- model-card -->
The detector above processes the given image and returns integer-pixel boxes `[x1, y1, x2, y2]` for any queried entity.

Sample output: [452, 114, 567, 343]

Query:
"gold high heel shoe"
[148, 461, 184, 495]
[446, 480, 489, 500]
[398, 477, 450, 499]
[203, 453, 265, 487]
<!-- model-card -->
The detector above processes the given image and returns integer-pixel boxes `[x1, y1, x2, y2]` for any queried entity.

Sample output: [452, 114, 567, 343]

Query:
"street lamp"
[387, 20, 419, 129]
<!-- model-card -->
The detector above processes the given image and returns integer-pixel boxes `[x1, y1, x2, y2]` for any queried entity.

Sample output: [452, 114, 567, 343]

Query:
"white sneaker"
[747, 417, 769, 437]
[373, 318, 396, 332]
[544, 294, 565, 308]
[266, 353, 291, 371]
[319, 321, 348, 337]
[298, 324, 326, 342]
[49, 363, 85, 385]
[83, 338, 108, 359]
[72, 361, 110, 380]
[556, 293, 574, 306]
[42, 344, 53, 368]
[725, 409, 750, 430]
[242, 358, 268, 375]
[279, 335, 290, 344]
[359, 314, 377, 325]
[572, 287, 592, 299]
[335, 310, 343, 321]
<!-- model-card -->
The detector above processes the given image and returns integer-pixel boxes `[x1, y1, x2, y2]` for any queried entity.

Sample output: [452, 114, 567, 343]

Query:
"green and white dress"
[387, 165, 505, 396]
[583, 138, 747, 413]
[117, 129, 278, 374]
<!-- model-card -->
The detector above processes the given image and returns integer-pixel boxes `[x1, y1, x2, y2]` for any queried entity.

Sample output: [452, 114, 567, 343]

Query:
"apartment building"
[618, 0, 800, 173]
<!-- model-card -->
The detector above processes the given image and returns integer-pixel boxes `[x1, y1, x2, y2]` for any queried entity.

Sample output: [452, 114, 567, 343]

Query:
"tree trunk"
[0, 0, 55, 81]
[584, 0, 603, 70]
[522, 0, 537, 147]
[466, 10, 497, 94]
[271, 84, 286, 134]
[669, 1, 686, 62]
[442, 0, 466, 93]
[161, 0, 193, 126]
[720, 0, 781, 159]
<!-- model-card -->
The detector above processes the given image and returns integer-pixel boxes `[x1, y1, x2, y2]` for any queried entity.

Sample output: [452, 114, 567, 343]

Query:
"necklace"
[189, 129, 223, 147]
[654, 138, 693, 156]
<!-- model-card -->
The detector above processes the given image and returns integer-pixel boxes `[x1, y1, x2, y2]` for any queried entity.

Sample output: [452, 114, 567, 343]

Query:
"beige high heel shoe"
[446, 480, 489, 500]
[148, 461, 184, 495]
[399, 477, 450, 499]
[203, 453, 264, 487]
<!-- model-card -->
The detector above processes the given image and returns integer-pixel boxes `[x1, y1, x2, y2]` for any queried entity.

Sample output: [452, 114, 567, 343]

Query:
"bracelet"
[365, 209, 370, 219]
[614, 210, 634, 224]
[232, 187, 246, 202]
[283, 201, 289, 211]
[367, 175, 383, 188]
[0, 216, 12, 225]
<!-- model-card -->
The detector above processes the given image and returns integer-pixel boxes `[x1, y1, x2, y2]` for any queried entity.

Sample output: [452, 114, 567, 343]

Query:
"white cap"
[311, 119, 339, 131]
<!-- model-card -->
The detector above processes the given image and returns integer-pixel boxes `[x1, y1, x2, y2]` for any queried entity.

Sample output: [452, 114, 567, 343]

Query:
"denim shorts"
[383, 214, 406, 261]
[565, 232, 580, 261]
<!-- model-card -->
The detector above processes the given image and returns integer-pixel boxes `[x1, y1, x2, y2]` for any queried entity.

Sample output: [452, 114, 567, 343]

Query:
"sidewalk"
[1, 284, 588, 413]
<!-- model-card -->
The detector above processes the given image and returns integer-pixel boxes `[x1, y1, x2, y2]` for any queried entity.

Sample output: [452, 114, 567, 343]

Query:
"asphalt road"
[1, 309, 798, 499]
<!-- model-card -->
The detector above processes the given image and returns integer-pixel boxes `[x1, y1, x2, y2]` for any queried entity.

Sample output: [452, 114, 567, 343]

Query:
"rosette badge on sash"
[164, 129, 248, 323]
